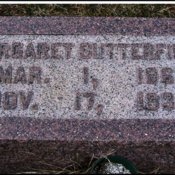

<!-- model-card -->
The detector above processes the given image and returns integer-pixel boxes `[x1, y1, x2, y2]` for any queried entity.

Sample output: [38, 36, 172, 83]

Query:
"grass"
[0, 4, 174, 17]
[15, 154, 160, 174]
[0, 3, 174, 174]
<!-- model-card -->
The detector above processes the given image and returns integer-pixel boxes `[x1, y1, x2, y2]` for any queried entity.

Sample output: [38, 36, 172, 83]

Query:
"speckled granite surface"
[0, 17, 175, 173]
[1, 35, 175, 119]
[0, 17, 173, 35]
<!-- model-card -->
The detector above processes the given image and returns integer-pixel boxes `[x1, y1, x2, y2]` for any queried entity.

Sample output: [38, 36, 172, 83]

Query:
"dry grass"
[15, 151, 160, 174]
[0, 4, 174, 17]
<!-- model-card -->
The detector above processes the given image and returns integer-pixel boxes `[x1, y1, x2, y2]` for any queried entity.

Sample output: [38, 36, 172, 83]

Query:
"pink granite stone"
[0, 17, 175, 174]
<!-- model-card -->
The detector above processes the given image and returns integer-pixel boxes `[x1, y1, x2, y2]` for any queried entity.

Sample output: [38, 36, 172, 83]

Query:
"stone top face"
[0, 17, 175, 120]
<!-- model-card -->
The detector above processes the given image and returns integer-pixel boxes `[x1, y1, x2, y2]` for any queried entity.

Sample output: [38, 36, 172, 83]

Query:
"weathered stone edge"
[1, 117, 175, 141]
[0, 17, 174, 35]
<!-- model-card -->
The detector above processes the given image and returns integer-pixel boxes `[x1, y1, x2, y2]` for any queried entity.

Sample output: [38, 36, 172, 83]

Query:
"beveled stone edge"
[1, 117, 175, 141]
[0, 17, 174, 35]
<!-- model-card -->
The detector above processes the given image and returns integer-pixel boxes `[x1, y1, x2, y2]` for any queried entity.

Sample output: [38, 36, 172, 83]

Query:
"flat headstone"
[0, 17, 175, 173]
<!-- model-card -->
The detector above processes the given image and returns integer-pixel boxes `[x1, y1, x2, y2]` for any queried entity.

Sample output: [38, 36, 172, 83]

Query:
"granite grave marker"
[0, 17, 175, 173]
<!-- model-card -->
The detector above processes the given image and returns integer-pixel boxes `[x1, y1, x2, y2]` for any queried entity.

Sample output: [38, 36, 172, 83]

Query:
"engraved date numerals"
[136, 66, 175, 111]
[74, 67, 104, 116]
[136, 92, 175, 111]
